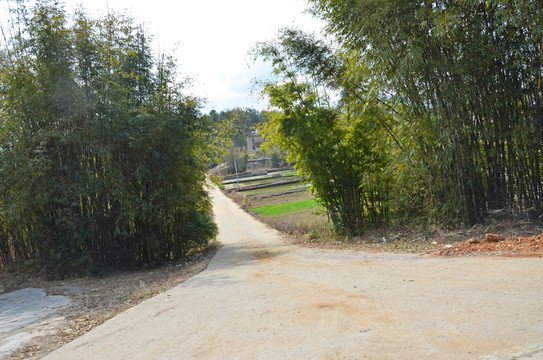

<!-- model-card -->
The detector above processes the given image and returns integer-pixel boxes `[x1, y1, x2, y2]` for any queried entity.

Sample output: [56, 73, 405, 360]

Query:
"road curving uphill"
[44, 186, 543, 360]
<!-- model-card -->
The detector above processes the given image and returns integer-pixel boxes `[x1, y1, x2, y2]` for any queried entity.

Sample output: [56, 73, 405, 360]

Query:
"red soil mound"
[438, 233, 543, 257]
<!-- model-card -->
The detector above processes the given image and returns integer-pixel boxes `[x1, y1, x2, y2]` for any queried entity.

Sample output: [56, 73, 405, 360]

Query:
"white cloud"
[4, 0, 324, 112]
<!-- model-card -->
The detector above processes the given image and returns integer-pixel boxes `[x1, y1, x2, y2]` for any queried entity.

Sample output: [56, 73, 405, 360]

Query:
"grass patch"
[260, 209, 330, 238]
[252, 199, 318, 216]
[247, 191, 312, 208]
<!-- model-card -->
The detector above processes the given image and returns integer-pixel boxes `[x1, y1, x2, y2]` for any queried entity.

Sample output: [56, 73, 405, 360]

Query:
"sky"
[50, 0, 325, 112]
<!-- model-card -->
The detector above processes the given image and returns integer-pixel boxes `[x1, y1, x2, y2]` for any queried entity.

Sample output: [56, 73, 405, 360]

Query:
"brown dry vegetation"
[253, 204, 543, 257]
[438, 233, 543, 257]
[227, 185, 543, 257]
[1, 247, 217, 360]
[259, 209, 329, 236]
[289, 222, 543, 257]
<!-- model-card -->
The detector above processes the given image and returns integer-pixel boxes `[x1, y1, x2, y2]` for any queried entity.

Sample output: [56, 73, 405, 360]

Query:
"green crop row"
[252, 199, 318, 216]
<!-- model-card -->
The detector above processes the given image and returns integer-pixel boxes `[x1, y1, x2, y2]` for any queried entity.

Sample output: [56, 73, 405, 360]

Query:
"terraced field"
[252, 198, 317, 216]
[222, 170, 328, 236]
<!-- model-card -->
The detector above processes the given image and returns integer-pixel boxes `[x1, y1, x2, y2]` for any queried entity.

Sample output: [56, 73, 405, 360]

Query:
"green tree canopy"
[308, 0, 543, 225]
[0, 0, 216, 276]
[256, 0, 543, 233]
[255, 29, 393, 235]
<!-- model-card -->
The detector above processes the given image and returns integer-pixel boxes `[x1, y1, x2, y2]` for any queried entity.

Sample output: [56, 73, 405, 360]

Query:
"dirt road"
[44, 187, 543, 359]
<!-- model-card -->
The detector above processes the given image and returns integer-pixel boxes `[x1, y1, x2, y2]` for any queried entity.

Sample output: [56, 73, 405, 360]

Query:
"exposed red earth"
[438, 233, 543, 257]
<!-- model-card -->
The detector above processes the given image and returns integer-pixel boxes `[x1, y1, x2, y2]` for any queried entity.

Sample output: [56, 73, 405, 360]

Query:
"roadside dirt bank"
[0, 249, 216, 359]
[438, 233, 542, 257]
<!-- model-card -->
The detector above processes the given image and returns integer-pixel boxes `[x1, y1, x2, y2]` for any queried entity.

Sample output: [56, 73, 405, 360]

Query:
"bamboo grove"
[256, 0, 543, 234]
[0, 1, 216, 275]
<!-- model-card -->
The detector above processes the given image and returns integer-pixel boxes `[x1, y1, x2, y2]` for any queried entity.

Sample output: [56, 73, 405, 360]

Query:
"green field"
[252, 199, 318, 216]
[222, 171, 326, 236]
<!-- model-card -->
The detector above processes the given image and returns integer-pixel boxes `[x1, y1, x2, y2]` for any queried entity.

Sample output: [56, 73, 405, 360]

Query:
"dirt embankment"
[0, 249, 216, 360]
[438, 233, 543, 257]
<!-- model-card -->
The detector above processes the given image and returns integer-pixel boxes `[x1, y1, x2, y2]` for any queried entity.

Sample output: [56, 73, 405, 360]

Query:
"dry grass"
[228, 191, 245, 208]
[224, 188, 543, 255]
[248, 191, 313, 208]
[259, 209, 330, 237]
[2, 246, 218, 360]
[284, 220, 543, 254]
[256, 204, 543, 255]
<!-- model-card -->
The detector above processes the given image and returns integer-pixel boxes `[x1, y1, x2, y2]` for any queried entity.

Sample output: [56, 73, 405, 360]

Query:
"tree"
[308, 0, 543, 225]
[266, 144, 288, 168]
[255, 29, 393, 235]
[0, 0, 216, 276]
[225, 146, 248, 174]
[208, 107, 266, 149]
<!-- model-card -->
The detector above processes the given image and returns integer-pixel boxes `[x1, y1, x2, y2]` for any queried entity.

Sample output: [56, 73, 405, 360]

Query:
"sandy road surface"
[45, 187, 543, 359]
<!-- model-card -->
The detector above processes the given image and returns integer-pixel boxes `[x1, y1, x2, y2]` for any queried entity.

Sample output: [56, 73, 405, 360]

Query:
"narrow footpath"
[44, 187, 543, 359]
